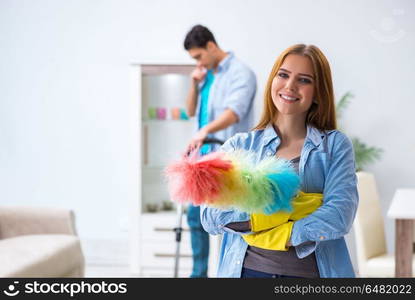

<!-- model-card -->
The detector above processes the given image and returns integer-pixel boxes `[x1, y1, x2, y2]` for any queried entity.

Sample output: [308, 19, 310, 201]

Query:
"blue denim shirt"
[201, 124, 358, 278]
[195, 52, 257, 150]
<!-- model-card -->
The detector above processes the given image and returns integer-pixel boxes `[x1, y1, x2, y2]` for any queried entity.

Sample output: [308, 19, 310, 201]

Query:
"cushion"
[0, 234, 84, 277]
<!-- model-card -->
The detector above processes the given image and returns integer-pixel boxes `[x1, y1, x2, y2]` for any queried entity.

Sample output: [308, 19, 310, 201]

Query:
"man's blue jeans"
[187, 204, 209, 277]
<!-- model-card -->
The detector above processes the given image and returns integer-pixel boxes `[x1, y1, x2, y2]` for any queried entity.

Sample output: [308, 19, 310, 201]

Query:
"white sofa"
[0, 206, 85, 277]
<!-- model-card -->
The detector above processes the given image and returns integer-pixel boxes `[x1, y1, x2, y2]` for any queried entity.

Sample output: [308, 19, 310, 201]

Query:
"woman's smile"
[279, 93, 300, 103]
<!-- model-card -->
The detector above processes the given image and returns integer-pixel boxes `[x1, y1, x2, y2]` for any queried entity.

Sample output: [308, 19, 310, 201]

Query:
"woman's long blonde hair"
[253, 44, 337, 131]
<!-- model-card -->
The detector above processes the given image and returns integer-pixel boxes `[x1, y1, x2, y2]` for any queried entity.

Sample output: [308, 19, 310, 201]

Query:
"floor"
[82, 238, 190, 278]
[85, 264, 133, 278]
[82, 238, 134, 278]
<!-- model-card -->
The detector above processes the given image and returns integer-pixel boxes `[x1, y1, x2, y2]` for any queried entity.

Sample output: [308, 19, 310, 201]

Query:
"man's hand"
[191, 66, 207, 82]
[184, 109, 238, 155]
[186, 127, 209, 154]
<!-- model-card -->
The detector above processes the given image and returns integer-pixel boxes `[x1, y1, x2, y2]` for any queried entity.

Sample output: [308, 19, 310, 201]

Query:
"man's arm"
[186, 79, 198, 117]
[186, 67, 206, 117]
[204, 108, 239, 133]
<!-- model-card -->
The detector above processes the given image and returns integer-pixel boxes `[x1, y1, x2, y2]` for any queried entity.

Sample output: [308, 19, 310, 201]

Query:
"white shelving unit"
[129, 64, 220, 277]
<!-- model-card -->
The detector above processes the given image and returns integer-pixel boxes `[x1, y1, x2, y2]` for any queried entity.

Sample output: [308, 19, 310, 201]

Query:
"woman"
[200, 44, 358, 278]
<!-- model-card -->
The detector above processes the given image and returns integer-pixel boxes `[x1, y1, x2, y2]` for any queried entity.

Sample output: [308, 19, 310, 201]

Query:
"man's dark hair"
[184, 25, 217, 50]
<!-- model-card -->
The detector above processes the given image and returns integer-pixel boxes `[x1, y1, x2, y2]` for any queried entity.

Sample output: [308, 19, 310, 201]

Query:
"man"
[183, 24, 256, 277]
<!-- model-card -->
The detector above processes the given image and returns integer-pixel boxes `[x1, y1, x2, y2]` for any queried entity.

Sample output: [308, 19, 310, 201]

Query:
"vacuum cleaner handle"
[185, 137, 225, 157]
[202, 137, 224, 146]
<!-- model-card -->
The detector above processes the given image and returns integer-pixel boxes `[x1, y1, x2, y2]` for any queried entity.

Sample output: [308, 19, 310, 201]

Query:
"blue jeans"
[241, 267, 304, 278]
[187, 204, 209, 278]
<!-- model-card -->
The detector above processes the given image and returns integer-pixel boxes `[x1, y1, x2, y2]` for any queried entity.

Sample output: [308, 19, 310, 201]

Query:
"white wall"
[1, 0, 414, 261]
